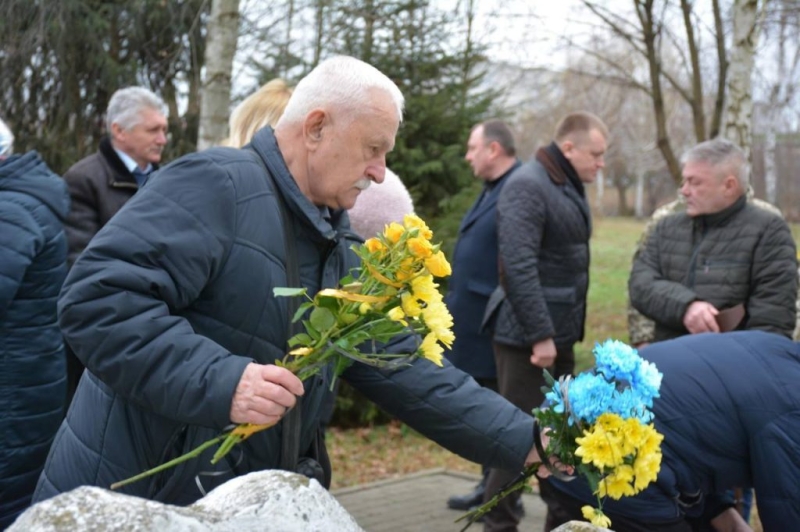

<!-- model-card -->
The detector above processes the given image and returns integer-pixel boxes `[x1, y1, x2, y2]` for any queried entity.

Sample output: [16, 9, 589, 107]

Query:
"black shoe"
[447, 483, 486, 511]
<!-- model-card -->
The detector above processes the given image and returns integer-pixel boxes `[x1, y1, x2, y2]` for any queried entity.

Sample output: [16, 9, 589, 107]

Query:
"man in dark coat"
[61, 86, 168, 405]
[628, 138, 797, 342]
[481, 112, 608, 532]
[0, 118, 70, 528]
[33, 56, 541, 507]
[541, 330, 800, 532]
[446, 120, 521, 512]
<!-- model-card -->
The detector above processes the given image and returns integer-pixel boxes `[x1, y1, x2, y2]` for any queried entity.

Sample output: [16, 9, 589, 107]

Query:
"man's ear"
[303, 109, 326, 150]
[110, 122, 125, 142]
[559, 139, 575, 158]
[723, 174, 739, 195]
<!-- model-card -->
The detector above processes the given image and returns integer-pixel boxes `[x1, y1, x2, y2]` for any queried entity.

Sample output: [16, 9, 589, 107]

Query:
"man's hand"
[525, 430, 574, 479]
[531, 337, 557, 368]
[683, 301, 720, 334]
[230, 363, 305, 425]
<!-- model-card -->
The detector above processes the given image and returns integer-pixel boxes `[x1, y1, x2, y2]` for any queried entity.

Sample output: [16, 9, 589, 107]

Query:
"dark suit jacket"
[444, 161, 520, 379]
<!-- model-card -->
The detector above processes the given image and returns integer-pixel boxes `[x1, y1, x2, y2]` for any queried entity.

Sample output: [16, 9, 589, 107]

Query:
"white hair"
[276, 55, 404, 128]
[348, 168, 414, 239]
[106, 87, 168, 132]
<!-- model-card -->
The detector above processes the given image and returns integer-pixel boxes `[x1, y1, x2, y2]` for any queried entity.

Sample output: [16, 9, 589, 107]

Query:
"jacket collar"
[98, 136, 160, 187]
[694, 194, 746, 228]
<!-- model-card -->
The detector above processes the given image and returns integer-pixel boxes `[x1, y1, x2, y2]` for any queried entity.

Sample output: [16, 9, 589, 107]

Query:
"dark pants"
[483, 342, 574, 532]
[540, 479, 718, 532]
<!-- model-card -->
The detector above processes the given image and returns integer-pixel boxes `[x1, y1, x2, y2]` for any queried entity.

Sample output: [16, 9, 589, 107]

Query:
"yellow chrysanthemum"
[581, 506, 612, 528]
[410, 275, 438, 303]
[420, 332, 444, 366]
[359, 302, 372, 315]
[407, 237, 433, 258]
[596, 412, 623, 432]
[633, 452, 661, 491]
[403, 213, 433, 240]
[384, 222, 405, 243]
[365, 237, 385, 254]
[422, 297, 455, 348]
[598, 465, 636, 499]
[401, 292, 423, 318]
[638, 424, 665, 456]
[424, 250, 452, 277]
[575, 426, 624, 470]
[396, 257, 417, 282]
[387, 306, 407, 325]
[289, 347, 313, 357]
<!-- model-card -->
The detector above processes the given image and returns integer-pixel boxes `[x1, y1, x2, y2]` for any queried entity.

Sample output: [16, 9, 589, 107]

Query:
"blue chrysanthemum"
[567, 373, 616, 424]
[593, 339, 639, 383]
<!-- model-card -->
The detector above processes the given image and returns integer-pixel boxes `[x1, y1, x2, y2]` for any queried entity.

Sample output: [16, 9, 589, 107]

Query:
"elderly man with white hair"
[33, 56, 543, 507]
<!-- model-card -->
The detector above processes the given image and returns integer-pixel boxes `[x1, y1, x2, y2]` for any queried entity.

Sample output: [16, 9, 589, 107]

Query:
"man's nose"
[156, 131, 168, 145]
[369, 164, 386, 184]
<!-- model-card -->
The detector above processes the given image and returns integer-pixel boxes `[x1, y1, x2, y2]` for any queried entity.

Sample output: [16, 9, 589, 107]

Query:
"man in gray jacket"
[482, 112, 608, 532]
[628, 138, 797, 342]
[33, 56, 540, 507]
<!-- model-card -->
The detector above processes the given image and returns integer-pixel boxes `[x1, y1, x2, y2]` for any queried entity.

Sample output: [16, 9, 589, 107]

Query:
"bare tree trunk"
[709, 0, 727, 138]
[197, 0, 240, 151]
[723, 0, 762, 161]
[679, 0, 706, 141]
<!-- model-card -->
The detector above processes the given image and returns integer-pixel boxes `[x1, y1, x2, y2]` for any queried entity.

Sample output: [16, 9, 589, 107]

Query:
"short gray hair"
[681, 138, 749, 188]
[276, 55, 404, 128]
[106, 87, 168, 133]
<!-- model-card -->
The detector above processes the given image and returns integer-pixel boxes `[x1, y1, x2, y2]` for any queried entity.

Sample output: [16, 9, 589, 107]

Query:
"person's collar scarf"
[535, 142, 585, 197]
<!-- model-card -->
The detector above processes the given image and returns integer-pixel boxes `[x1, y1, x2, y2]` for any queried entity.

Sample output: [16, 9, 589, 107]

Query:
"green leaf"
[274, 287, 307, 297]
[293, 302, 313, 323]
[310, 307, 335, 331]
[305, 321, 320, 341]
[288, 333, 314, 347]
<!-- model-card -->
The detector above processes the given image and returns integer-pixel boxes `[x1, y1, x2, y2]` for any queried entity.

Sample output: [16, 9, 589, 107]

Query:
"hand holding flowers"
[458, 340, 664, 530]
[111, 214, 454, 490]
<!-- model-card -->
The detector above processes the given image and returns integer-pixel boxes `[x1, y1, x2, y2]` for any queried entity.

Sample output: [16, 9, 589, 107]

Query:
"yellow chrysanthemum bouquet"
[459, 340, 664, 530]
[111, 213, 453, 490]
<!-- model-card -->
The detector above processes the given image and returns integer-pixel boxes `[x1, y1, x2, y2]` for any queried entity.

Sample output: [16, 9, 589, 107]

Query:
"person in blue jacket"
[32, 56, 541, 506]
[540, 330, 800, 532]
[0, 118, 70, 528]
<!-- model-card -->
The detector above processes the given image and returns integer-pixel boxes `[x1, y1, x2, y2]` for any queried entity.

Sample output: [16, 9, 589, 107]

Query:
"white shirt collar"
[114, 147, 152, 174]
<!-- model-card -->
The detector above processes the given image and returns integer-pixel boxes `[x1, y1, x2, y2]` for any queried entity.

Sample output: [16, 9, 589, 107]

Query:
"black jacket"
[485, 146, 591, 349]
[62, 137, 153, 267]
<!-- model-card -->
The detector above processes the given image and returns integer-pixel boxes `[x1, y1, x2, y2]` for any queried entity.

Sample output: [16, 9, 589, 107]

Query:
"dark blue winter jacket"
[33, 128, 535, 505]
[547, 331, 800, 531]
[0, 152, 69, 528]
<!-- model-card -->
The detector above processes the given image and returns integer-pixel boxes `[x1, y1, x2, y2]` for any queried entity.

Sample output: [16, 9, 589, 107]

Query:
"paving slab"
[333, 469, 546, 532]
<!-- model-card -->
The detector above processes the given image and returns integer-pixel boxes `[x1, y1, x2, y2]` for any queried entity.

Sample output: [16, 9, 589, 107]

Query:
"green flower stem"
[110, 433, 228, 490]
[454, 462, 541, 531]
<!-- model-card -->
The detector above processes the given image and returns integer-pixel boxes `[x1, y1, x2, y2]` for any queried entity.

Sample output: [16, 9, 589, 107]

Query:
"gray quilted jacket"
[629, 195, 797, 340]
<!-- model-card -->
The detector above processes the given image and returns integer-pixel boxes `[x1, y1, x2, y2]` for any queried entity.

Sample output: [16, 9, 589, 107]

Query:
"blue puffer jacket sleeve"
[58, 155, 252, 430]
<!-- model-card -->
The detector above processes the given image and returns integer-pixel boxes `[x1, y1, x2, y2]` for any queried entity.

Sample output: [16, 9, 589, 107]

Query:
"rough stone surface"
[10, 471, 363, 532]
[552, 521, 611, 531]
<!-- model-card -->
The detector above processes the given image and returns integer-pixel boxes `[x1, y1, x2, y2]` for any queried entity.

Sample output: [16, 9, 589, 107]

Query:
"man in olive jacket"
[33, 56, 540, 507]
[628, 138, 797, 342]
[481, 112, 608, 532]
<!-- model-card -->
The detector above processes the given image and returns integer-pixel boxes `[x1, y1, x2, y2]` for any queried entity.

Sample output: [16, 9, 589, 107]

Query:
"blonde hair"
[226, 79, 293, 147]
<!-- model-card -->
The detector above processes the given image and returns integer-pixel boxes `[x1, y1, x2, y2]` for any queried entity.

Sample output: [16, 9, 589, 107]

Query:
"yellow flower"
[401, 292, 423, 318]
[387, 306, 407, 325]
[575, 426, 623, 470]
[598, 464, 636, 499]
[384, 222, 405, 243]
[422, 297, 455, 348]
[289, 347, 313, 357]
[365, 238, 385, 254]
[358, 302, 372, 315]
[633, 452, 661, 491]
[424, 250, 451, 277]
[639, 424, 665, 456]
[410, 275, 438, 303]
[396, 257, 417, 282]
[407, 237, 433, 258]
[581, 505, 612, 528]
[420, 332, 444, 366]
[403, 213, 433, 240]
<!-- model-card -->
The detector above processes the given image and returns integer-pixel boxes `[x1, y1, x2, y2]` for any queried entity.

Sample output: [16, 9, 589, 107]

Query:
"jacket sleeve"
[58, 155, 251, 430]
[629, 219, 697, 329]
[497, 174, 554, 344]
[745, 217, 798, 337]
[343, 354, 534, 473]
[0, 201, 41, 315]
[62, 166, 101, 268]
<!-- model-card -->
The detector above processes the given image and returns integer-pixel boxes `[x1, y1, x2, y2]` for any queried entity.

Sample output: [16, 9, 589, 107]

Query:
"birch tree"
[198, 0, 241, 150]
